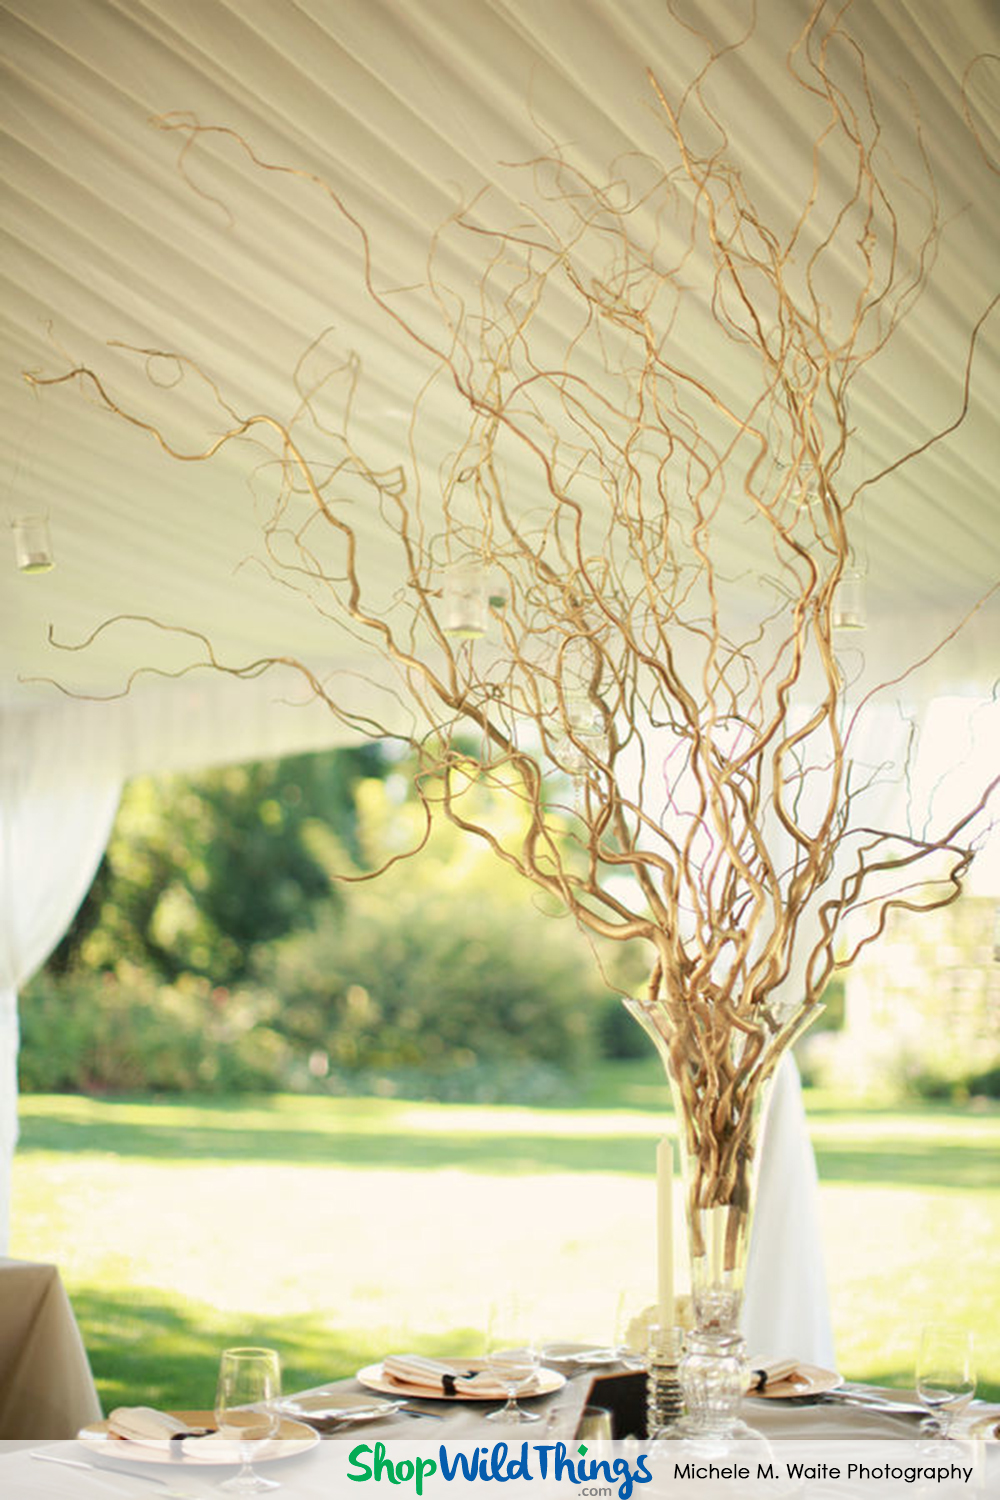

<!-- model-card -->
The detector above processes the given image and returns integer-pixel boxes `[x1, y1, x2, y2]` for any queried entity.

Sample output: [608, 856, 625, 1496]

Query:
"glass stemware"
[915, 1325, 975, 1439]
[485, 1299, 542, 1424]
[577, 1405, 613, 1442]
[613, 1295, 648, 1371]
[215, 1346, 283, 1493]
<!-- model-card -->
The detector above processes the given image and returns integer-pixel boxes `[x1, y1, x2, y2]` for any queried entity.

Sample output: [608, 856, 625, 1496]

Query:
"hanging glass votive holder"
[832, 567, 866, 630]
[566, 692, 602, 738]
[442, 560, 487, 638]
[12, 514, 54, 573]
[556, 734, 590, 778]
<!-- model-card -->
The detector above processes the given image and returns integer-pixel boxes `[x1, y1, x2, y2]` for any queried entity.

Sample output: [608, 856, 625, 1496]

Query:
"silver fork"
[817, 1385, 929, 1416]
[396, 1404, 445, 1420]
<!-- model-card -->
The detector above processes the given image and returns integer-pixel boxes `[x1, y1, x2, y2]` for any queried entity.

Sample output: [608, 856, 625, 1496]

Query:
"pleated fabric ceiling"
[1, 0, 998, 775]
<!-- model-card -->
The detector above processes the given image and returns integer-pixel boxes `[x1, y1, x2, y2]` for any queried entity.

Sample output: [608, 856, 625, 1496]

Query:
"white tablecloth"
[3, 1377, 997, 1498]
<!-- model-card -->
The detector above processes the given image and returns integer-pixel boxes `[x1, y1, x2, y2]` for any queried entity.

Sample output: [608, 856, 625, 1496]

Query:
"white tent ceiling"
[1, 0, 998, 776]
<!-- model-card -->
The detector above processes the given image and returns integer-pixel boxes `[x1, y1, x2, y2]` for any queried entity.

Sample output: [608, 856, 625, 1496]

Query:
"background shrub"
[18, 964, 287, 1095]
[256, 887, 609, 1084]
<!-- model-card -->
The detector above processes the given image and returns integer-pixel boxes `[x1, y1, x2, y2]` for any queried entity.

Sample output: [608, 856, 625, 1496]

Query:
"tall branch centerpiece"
[26, 0, 997, 1437]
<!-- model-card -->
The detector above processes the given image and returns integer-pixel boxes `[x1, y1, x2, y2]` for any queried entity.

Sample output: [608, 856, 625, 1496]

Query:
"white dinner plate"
[77, 1409, 319, 1466]
[279, 1390, 404, 1427]
[541, 1342, 620, 1368]
[357, 1358, 565, 1402]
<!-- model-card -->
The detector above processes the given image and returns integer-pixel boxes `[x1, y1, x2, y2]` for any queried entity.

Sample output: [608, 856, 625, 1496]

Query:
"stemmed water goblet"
[613, 1294, 647, 1371]
[214, 1346, 283, 1493]
[485, 1298, 542, 1424]
[915, 1325, 975, 1441]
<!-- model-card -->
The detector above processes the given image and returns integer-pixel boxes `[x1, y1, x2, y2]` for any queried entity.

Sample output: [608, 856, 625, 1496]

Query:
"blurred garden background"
[12, 746, 1000, 1405]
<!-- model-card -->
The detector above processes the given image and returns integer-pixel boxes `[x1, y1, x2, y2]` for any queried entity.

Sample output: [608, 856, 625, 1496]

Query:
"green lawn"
[10, 1067, 999, 1410]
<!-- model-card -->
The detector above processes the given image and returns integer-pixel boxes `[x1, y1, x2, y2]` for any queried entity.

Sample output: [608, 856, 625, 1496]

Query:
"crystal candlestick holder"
[646, 1323, 685, 1438]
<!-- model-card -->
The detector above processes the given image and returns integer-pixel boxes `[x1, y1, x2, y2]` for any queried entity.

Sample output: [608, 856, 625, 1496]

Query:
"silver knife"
[31, 1449, 206, 1494]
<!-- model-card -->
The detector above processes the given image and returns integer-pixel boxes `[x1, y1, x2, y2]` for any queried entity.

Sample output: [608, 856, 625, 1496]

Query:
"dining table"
[278, 1362, 1000, 1444]
[2, 1353, 997, 1499]
[0, 1257, 102, 1440]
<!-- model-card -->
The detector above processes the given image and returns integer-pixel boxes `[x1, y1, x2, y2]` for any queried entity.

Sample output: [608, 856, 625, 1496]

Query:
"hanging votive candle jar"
[832, 567, 866, 630]
[12, 514, 54, 574]
[442, 560, 487, 638]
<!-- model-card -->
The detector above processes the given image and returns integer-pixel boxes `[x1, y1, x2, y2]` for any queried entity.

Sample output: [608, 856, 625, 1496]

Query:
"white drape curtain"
[0, 671, 361, 1252]
[0, 751, 121, 1252]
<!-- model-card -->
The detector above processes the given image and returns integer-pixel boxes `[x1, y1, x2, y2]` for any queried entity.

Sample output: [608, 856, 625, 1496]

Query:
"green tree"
[50, 744, 389, 984]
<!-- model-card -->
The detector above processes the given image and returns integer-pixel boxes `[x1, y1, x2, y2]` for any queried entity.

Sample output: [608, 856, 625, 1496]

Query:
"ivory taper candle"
[656, 1135, 675, 1326]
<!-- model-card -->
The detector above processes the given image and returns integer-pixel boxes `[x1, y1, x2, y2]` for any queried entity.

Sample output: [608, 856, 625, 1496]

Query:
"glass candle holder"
[442, 561, 487, 638]
[12, 514, 54, 573]
[832, 568, 866, 630]
[646, 1323, 685, 1438]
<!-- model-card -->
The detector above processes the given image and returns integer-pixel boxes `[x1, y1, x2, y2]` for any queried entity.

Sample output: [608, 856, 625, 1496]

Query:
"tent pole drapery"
[0, 736, 121, 1252]
[0, 673, 367, 1253]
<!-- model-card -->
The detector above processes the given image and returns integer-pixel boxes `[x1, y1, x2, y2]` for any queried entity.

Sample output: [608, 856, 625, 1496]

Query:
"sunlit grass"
[11, 1075, 999, 1409]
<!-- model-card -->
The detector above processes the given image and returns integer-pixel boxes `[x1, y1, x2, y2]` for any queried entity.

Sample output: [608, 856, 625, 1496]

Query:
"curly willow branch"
[22, 3, 998, 1257]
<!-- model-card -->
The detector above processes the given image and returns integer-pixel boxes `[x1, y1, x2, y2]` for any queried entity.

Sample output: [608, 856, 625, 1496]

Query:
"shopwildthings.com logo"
[347, 1441, 653, 1497]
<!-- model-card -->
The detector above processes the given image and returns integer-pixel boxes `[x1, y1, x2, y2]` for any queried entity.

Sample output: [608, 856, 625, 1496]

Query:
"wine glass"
[613, 1295, 647, 1370]
[915, 1325, 975, 1439]
[214, 1346, 283, 1493]
[485, 1298, 542, 1424]
[578, 1405, 613, 1441]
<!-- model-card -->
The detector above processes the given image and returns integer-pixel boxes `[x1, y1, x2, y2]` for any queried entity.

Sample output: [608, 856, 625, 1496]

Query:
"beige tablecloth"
[0, 1258, 102, 1438]
[290, 1365, 999, 1445]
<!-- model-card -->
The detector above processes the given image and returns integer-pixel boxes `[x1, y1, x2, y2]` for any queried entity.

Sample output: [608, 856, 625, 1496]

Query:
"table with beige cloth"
[281, 1368, 999, 1445]
[0, 1258, 102, 1439]
[1, 1365, 997, 1498]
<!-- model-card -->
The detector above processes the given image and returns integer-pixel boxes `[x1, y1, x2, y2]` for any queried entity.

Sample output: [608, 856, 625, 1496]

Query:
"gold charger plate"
[969, 1410, 1000, 1442]
[357, 1358, 565, 1402]
[77, 1408, 319, 1466]
[751, 1365, 843, 1399]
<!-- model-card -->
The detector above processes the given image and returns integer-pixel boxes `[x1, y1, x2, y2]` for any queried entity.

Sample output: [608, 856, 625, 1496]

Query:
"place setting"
[357, 1354, 562, 1409]
[348, 1296, 568, 1428]
[36, 1347, 317, 1495]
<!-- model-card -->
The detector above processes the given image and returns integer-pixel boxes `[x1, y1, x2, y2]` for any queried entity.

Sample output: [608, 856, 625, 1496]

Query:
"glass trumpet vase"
[675, 1076, 770, 1344]
[624, 993, 786, 1443]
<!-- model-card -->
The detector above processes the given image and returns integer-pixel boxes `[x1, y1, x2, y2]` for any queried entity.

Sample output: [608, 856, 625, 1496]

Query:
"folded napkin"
[106, 1406, 213, 1445]
[382, 1355, 537, 1399]
[748, 1358, 805, 1392]
[107, 1406, 191, 1441]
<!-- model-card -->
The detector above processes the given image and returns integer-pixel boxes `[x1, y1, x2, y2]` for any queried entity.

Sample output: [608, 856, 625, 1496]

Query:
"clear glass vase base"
[660, 1416, 766, 1447]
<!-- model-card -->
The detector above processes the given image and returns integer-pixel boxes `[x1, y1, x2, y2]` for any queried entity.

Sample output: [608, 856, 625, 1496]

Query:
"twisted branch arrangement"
[26, 4, 998, 1273]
